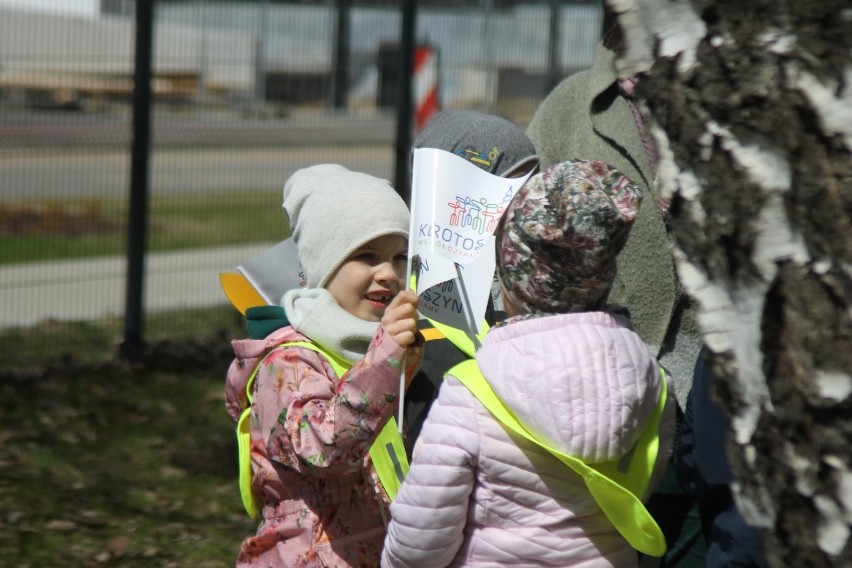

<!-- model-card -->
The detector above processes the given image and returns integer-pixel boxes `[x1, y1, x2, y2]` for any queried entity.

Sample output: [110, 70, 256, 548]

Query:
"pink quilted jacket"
[382, 312, 676, 567]
[225, 324, 422, 567]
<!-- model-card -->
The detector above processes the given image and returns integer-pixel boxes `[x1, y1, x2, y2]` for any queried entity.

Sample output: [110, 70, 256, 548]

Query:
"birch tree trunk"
[607, 0, 852, 565]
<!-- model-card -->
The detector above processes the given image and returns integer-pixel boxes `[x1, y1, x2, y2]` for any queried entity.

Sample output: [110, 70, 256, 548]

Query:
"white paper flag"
[410, 148, 528, 267]
[409, 148, 532, 334]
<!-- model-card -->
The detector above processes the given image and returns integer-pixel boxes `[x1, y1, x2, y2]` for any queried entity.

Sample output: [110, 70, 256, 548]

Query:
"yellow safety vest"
[422, 317, 489, 358]
[236, 340, 409, 519]
[448, 359, 669, 557]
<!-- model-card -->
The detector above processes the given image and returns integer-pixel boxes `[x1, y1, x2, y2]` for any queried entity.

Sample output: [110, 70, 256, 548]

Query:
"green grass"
[0, 195, 275, 565]
[0, 305, 257, 566]
[0, 197, 280, 563]
[0, 191, 290, 265]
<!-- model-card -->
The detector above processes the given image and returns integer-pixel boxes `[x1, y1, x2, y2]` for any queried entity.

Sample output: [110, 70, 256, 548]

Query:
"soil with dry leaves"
[0, 338, 257, 567]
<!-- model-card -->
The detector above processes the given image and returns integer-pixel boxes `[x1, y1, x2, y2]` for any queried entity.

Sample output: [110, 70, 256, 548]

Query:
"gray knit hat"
[282, 164, 410, 288]
[413, 110, 539, 177]
[496, 159, 642, 314]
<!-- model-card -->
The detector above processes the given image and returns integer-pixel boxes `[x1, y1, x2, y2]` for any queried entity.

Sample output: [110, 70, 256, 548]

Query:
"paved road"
[0, 243, 272, 331]
[0, 109, 400, 330]
[0, 108, 397, 148]
[1, 144, 395, 199]
[0, 110, 398, 199]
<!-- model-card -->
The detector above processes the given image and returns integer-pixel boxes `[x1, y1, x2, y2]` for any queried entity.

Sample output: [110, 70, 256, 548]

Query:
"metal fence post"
[393, 0, 416, 203]
[547, 0, 561, 92]
[121, 0, 155, 361]
[332, 0, 351, 109]
[255, 0, 268, 105]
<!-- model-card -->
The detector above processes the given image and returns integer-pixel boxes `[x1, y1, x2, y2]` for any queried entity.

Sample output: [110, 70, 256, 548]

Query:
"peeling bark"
[609, 0, 852, 565]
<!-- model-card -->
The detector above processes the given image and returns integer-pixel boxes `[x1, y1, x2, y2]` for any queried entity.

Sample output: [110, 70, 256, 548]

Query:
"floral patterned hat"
[495, 159, 643, 314]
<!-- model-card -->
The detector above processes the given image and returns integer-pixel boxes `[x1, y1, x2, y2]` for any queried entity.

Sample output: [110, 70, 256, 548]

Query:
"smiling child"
[224, 164, 423, 567]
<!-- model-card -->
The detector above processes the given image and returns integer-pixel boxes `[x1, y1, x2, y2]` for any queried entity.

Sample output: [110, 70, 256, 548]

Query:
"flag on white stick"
[416, 240, 495, 339]
[409, 148, 532, 336]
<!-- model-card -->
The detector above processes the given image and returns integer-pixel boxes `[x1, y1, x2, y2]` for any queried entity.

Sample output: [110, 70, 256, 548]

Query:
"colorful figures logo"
[454, 145, 501, 171]
[447, 187, 513, 235]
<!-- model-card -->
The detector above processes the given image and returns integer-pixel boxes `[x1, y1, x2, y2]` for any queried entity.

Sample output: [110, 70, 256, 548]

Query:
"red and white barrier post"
[413, 44, 439, 133]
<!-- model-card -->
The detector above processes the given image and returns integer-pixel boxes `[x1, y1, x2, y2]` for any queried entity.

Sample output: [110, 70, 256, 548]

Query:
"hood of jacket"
[475, 311, 662, 464]
[224, 325, 307, 425]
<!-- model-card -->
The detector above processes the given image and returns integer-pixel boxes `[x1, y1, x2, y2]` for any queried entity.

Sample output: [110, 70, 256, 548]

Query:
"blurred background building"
[0, 0, 601, 119]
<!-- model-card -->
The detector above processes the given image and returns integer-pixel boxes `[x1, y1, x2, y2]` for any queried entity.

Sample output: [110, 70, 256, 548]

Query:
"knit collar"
[281, 287, 378, 364]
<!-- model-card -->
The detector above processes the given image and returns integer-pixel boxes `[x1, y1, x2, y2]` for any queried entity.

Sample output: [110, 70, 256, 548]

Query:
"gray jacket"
[526, 44, 701, 403]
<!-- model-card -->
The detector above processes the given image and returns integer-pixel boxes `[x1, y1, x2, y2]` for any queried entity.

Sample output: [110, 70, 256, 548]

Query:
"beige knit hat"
[282, 164, 410, 288]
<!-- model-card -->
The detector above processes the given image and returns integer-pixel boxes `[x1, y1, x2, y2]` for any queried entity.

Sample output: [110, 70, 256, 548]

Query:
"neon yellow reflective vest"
[448, 359, 669, 557]
[423, 317, 489, 358]
[236, 340, 409, 519]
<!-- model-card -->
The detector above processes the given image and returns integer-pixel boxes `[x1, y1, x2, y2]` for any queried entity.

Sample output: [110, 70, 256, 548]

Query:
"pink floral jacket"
[224, 324, 423, 567]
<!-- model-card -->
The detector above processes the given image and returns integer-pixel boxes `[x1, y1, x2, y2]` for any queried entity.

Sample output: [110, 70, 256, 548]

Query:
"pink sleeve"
[252, 327, 421, 476]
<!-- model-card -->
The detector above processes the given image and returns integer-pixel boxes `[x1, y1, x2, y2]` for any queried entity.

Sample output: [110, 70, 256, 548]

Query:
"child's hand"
[381, 290, 419, 347]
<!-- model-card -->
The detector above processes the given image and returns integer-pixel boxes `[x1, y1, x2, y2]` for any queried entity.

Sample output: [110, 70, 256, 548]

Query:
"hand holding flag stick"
[396, 252, 418, 433]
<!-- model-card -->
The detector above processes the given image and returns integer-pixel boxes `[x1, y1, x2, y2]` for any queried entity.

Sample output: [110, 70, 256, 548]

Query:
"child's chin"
[358, 310, 384, 322]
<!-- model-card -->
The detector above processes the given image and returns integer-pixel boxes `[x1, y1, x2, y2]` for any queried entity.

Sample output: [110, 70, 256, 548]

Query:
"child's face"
[325, 234, 408, 322]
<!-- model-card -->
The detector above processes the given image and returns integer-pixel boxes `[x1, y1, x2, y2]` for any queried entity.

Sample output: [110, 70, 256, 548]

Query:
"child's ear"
[499, 282, 526, 318]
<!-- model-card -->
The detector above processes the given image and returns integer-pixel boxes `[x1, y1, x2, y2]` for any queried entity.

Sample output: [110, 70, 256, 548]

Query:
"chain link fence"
[0, 0, 602, 369]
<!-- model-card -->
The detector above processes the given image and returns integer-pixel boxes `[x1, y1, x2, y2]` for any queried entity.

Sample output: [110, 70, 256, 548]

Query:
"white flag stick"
[397, 170, 423, 434]
[454, 263, 482, 351]
[396, 256, 417, 433]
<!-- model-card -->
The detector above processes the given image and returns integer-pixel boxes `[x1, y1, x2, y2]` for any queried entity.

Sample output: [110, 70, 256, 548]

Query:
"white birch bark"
[608, 1, 852, 565]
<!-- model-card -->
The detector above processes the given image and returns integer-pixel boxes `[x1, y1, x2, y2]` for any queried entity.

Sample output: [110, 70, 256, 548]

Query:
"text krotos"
[418, 223, 486, 257]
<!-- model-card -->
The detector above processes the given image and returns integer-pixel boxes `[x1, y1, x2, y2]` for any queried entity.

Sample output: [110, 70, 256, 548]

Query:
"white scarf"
[281, 288, 378, 364]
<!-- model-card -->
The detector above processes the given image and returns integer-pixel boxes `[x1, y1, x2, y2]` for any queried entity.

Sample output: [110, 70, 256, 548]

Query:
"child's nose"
[375, 260, 398, 284]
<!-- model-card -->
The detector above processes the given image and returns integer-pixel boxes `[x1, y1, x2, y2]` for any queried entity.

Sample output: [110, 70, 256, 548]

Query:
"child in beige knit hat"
[225, 164, 423, 568]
